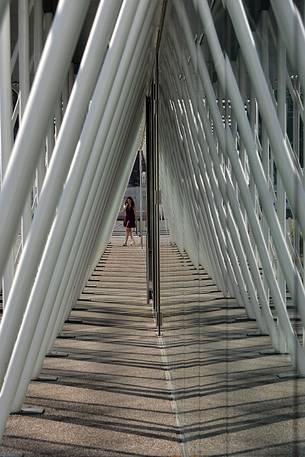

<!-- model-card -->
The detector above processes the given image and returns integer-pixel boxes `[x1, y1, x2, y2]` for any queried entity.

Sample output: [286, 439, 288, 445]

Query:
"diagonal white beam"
[270, 0, 305, 95]
[0, 0, 89, 282]
[4, 1, 154, 423]
[159, 57, 233, 295]
[197, 0, 305, 340]
[224, 0, 305, 241]
[42, 89, 146, 375]
[0, 0, 9, 25]
[0, 0, 123, 389]
[165, 29, 266, 326]
[175, 0, 304, 366]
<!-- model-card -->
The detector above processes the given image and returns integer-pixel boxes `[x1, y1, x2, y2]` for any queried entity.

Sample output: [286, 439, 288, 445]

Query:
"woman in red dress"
[123, 196, 136, 246]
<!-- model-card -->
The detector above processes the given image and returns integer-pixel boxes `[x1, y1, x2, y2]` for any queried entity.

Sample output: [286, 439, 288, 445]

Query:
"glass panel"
[158, 1, 305, 456]
[159, 1, 201, 454]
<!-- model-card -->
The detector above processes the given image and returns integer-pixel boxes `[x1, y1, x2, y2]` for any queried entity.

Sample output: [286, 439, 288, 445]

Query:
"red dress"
[123, 206, 136, 228]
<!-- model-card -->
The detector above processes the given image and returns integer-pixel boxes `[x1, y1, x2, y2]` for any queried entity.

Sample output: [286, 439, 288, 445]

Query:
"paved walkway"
[2, 236, 305, 457]
[0, 237, 181, 457]
[160, 239, 305, 456]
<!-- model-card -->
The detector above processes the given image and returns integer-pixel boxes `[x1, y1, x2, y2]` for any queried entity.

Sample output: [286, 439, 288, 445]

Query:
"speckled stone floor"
[160, 238, 305, 457]
[2, 235, 305, 457]
[0, 237, 182, 457]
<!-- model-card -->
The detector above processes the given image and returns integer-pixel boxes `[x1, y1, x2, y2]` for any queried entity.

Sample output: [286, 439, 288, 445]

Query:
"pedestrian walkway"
[160, 239, 305, 456]
[0, 238, 181, 457]
[2, 236, 305, 456]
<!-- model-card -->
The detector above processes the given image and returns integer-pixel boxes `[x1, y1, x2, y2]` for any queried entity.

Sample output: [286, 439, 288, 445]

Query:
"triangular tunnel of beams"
[0, 0, 305, 453]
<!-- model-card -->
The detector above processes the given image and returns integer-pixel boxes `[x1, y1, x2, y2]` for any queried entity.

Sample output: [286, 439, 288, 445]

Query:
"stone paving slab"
[91, 272, 147, 279]
[86, 281, 147, 289]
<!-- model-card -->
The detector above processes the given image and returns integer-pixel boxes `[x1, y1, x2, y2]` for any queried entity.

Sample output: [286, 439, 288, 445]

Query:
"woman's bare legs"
[123, 228, 135, 246]
[123, 228, 130, 246]
[130, 229, 135, 246]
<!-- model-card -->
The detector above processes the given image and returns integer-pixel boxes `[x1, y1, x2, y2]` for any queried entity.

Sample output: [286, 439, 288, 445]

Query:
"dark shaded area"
[160, 239, 305, 456]
[128, 153, 146, 187]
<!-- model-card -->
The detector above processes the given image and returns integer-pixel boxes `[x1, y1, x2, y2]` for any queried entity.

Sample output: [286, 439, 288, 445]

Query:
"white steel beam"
[164, 33, 264, 324]
[33, 0, 46, 198]
[0, 0, 121, 389]
[0, 0, 9, 25]
[3, 1, 154, 426]
[0, 3, 14, 306]
[159, 78, 230, 295]
[0, 0, 89, 281]
[197, 0, 305, 350]
[18, 0, 32, 245]
[270, 0, 305, 96]
[169, 24, 271, 332]
[224, 0, 305, 243]
[37, 85, 146, 380]
[175, 0, 304, 366]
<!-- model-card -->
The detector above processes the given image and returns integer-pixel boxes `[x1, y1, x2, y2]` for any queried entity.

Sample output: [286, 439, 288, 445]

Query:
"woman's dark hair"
[125, 196, 135, 207]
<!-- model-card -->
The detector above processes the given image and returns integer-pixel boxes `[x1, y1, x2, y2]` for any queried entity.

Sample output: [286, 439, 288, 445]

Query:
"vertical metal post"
[34, 0, 45, 198]
[154, 55, 161, 336]
[249, 91, 258, 263]
[146, 95, 153, 305]
[0, 3, 14, 306]
[277, 32, 287, 303]
[293, 77, 300, 257]
[146, 66, 161, 336]
[139, 149, 144, 249]
[238, 56, 247, 222]
[260, 11, 271, 304]
[302, 90, 305, 284]
[19, 0, 32, 242]
[44, 12, 54, 166]
[0, 3, 12, 189]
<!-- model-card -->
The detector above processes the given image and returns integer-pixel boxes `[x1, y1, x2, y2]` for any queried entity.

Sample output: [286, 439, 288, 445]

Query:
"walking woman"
[123, 196, 136, 246]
